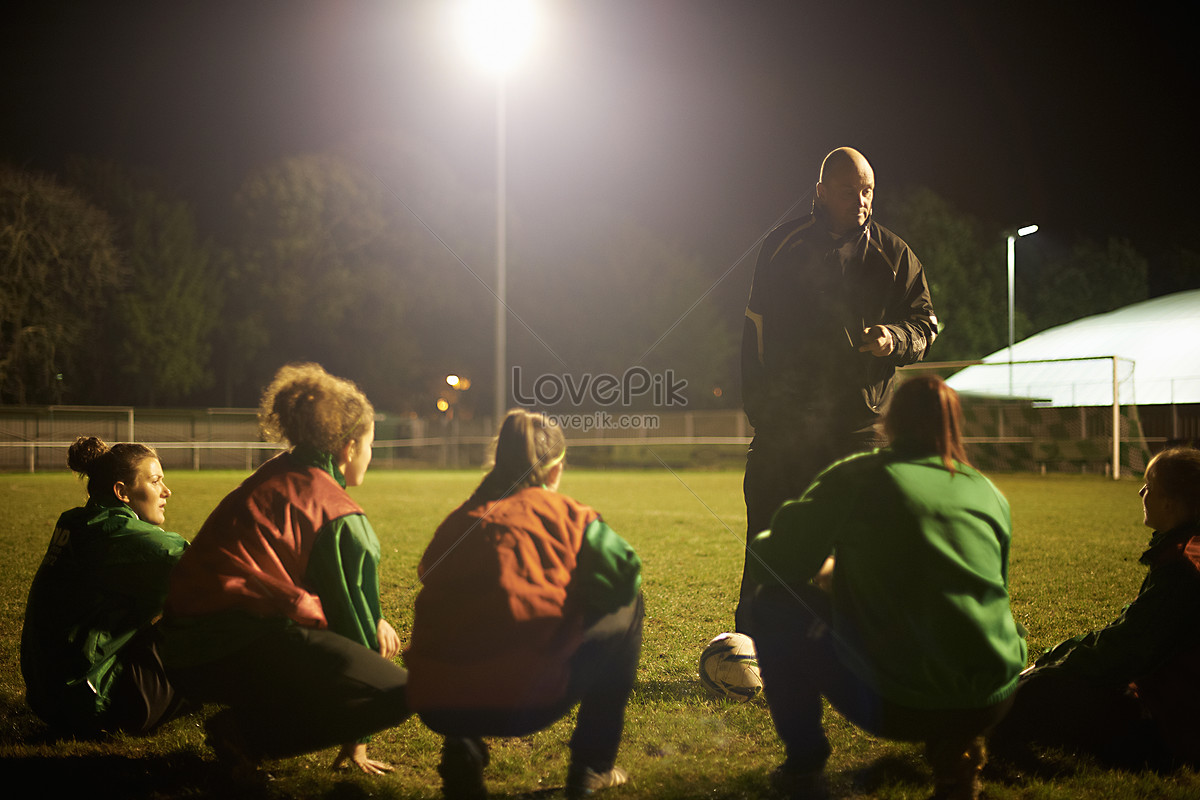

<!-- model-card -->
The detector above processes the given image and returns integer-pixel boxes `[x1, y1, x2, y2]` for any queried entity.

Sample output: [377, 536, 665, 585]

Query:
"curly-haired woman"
[162, 363, 408, 775]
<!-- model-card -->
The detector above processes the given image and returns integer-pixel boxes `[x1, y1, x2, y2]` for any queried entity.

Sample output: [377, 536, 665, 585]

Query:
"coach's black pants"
[736, 427, 881, 635]
[170, 624, 410, 759]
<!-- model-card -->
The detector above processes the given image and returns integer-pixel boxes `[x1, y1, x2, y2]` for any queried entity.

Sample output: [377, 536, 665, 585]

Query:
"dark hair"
[473, 409, 566, 502]
[67, 436, 158, 499]
[259, 363, 374, 454]
[884, 375, 969, 473]
[1146, 447, 1200, 522]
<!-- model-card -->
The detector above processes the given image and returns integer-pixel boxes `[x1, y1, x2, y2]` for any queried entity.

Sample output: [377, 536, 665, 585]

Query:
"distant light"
[712, 386, 723, 398]
[437, 398, 450, 412]
[446, 375, 460, 387]
[458, 0, 539, 76]
[1017, 224, 1039, 237]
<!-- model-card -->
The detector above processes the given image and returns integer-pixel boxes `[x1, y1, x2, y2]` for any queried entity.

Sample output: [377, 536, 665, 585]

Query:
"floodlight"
[458, 0, 539, 76]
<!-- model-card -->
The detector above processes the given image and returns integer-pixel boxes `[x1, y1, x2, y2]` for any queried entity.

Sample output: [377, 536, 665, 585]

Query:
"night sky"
[4, 0, 1197, 283]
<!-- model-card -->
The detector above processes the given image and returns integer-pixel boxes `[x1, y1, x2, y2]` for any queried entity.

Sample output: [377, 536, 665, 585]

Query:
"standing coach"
[736, 146, 939, 634]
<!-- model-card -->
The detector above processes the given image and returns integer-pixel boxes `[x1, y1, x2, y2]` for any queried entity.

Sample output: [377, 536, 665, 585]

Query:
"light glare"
[459, 0, 538, 76]
[1017, 224, 1039, 237]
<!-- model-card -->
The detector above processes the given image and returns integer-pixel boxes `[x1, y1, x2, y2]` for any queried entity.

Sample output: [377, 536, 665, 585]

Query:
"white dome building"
[946, 289, 1200, 408]
[939, 289, 1200, 474]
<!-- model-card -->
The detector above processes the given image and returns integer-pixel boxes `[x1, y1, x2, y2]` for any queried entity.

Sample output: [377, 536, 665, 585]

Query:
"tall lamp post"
[1006, 224, 1039, 394]
[458, 0, 538, 427]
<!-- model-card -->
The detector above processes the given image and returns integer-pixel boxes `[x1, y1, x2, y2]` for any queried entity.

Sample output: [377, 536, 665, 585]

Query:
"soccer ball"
[699, 632, 762, 702]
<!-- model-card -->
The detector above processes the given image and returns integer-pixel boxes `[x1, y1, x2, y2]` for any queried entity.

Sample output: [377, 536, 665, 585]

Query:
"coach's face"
[817, 158, 874, 235]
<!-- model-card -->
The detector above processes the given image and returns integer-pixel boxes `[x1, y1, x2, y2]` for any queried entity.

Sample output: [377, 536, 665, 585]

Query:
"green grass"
[2, 467, 1198, 799]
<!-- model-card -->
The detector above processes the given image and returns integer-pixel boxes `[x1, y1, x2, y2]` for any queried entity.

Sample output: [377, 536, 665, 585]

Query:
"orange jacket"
[405, 487, 639, 711]
[164, 450, 363, 629]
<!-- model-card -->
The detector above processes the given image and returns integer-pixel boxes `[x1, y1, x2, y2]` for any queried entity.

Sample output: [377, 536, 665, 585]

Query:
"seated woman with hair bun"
[161, 362, 409, 775]
[21, 436, 189, 737]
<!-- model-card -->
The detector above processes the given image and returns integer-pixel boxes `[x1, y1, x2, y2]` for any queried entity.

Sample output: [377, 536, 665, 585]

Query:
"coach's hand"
[859, 325, 894, 357]
[377, 618, 401, 660]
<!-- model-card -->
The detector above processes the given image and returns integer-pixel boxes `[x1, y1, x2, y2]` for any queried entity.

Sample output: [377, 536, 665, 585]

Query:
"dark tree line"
[0, 152, 1181, 413]
[883, 187, 1152, 363]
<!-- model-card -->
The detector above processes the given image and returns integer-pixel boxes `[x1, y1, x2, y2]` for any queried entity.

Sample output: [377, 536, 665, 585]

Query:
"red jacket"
[405, 487, 622, 711]
[165, 451, 362, 629]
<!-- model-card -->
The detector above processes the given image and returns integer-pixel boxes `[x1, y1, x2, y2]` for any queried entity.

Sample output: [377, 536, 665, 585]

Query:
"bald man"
[736, 147, 938, 634]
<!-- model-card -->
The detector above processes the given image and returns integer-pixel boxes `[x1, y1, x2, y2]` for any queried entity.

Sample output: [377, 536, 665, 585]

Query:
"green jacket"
[20, 496, 188, 731]
[751, 449, 1027, 710]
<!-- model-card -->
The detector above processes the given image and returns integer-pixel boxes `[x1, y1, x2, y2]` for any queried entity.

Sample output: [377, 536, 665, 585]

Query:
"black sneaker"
[927, 736, 986, 800]
[565, 764, 629, 798]
[203, 712, 262, 785]
[768, 763, 828, 800]
[438, 736, 489, 800]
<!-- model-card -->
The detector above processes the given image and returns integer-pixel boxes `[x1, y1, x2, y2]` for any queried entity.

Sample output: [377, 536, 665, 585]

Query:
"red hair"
[885, 375, 970, 473]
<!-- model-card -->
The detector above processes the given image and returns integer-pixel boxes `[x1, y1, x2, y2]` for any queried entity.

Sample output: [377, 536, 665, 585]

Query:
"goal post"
[899, 356, 1147, 480]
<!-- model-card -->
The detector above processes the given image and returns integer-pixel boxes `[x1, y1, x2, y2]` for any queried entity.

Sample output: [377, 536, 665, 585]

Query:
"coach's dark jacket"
[741, 207, 937, 436]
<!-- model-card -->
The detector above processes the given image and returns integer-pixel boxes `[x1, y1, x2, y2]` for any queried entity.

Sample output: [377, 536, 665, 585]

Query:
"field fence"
[2, 382, 1192, 476]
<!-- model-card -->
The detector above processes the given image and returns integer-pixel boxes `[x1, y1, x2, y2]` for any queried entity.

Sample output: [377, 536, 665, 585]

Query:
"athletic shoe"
[768, 763, 829, 800]
[203, 712, 262, 785]
[565, 764, 629, 798]
[438, 736, 489, 800]
[927, 736, 986, 800]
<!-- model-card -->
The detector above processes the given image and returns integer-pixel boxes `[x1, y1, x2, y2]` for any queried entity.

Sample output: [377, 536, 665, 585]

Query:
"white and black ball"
[699, 632, 762, 702]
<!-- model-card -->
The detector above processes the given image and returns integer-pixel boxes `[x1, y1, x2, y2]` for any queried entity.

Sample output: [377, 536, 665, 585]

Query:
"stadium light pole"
[1006, 224, 1039, 394]
[458, 0, 538, 427]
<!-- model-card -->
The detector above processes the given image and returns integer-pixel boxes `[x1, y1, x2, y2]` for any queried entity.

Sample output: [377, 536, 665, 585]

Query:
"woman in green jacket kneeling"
[749, 376, 1026, 800]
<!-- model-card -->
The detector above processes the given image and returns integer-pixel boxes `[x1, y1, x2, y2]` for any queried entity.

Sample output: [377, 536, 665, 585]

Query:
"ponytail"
[474, 409, 566, 502]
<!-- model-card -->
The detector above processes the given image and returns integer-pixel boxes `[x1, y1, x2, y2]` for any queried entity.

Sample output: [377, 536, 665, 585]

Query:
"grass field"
[2, 466, 1198, 799]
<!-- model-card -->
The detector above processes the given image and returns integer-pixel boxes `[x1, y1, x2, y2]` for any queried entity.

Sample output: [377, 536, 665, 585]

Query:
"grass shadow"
[0, 751, 449, 800]
[630, 679, 701, 703]
[0, 752, 233, 799]
[0, 687, 49, 746]
[833, 751, 930, 797]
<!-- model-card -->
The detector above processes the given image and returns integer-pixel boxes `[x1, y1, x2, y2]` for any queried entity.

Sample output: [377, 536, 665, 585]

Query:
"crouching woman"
[405, 409, 643, 800]
[749, 376, 1026, 800]
[160, 363, 408, 774]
